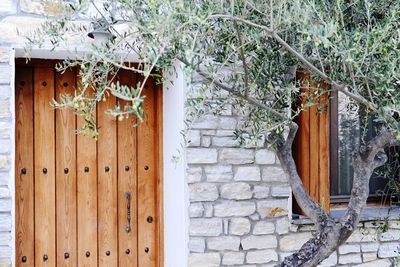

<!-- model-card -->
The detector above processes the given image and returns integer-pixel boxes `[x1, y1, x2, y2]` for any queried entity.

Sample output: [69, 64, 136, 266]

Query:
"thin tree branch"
[233, 20, 250, 97]
[209, 14, 378, 110]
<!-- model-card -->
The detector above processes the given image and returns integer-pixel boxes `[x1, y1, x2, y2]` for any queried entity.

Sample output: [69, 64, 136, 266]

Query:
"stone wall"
[0, 46, 13, 266]
[186, 111, 400, 267]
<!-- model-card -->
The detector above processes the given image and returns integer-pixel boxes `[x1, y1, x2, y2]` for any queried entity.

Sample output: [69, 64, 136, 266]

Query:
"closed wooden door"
[15, 60, 163, 267]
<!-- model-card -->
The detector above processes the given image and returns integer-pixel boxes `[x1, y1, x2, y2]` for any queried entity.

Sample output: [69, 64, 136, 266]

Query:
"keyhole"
[84, 167, 89, 173]
[64, 168, 69, 174]
[106, 251, 110, 256]
[85, 251, 90, 257]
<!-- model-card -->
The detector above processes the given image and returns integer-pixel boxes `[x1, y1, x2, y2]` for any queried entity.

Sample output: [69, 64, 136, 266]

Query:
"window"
[292, 72, 398, 213]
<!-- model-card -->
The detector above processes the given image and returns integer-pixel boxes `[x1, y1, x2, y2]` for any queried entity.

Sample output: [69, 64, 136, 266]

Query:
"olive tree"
[27, 0, 400, 266]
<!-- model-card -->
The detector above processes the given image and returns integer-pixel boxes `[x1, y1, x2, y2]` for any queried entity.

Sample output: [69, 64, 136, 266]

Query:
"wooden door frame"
[14, 59, 164, 267]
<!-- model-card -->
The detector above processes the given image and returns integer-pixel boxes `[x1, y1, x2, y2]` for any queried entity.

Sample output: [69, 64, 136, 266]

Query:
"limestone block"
[275, 217, 290, 235]
[229, 218, 251, 236]
[187, 167, 202, 183]
[207, 236, 241, 251]
[221, 183, 252, 200]
[339, 244, 361, 255]
[189, 203, 204, 218]
[241, 235, 277, 250]
[187, 130, 201, 147]
[262, 166, 287, 182]
[379, 229, 400, 242]
[220, 148, 254, 164]
[0, 155, 10, 171]
[189, 253, 220, 267]
[257, 199, 288, 218]
[205, 165, 233, 182]
[218, 117, 237, 130]
[362, 252, 377, 262]
[189, 238, 205, 253]
[222, 252, 245, 265]
[353, 259, 392, 267]
[0, 199, 11, 212]
[338, 253, 362, 264]
[253, 185, 270, 199]
[0, 214, 11, 231]
[189, 183, 219, 202]
[212, 136, 239, 147]
[234, 166, 260, 181]
[192, 115, 220, 129]
[253, 221, 275, 235]
[255, 149, 276, 164]
[271, 185, 291, 197]
[214, 201, 255, 217]
[378, 242, 400, 258]
[190, 218, 222, 237]
[246, 249, 278, 264]
[187, 148, 218, 164]
[361, 243, 379, 252]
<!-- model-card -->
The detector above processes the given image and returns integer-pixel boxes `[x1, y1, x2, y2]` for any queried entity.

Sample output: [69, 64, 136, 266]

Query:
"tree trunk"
[275, 124, 395, 267]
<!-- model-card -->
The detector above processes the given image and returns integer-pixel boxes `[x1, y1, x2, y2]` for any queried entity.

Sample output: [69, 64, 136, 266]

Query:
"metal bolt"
[147, 216, 153, 223]
[21, 256, 27, 263]
[64, 168, 69, 174]
[43, 254, 48, 261]
[84, 167, 89, 173]
[105, 166, 110, 172]
[42, 81, 47, 87]
[144, 247, 149, 253]
[125, 166, 130, 171]
[43, 168, 47, 174]
[85, 251, 90, 257]
[144, 165, 149, 171]
[21, 168, 27, 175]
[64, 252, 69, 259]
[106, 251, 110, 256]
[125, 249, 130, 255]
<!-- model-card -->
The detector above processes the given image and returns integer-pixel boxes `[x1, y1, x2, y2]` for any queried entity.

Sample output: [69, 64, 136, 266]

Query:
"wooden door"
[15, 60, 163, 267]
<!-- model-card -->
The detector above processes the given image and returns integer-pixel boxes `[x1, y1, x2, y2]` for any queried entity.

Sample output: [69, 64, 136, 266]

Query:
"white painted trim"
[9, 48, 16, 267]
[11, 50, 188, 267]
[163, 62, 188, 267]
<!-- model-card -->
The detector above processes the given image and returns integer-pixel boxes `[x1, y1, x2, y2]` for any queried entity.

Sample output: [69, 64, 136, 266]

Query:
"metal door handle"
[125, 192, 131, 233]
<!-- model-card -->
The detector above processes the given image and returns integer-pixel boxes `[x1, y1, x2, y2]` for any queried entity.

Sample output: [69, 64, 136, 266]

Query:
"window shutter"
[292, 70, 330, 213]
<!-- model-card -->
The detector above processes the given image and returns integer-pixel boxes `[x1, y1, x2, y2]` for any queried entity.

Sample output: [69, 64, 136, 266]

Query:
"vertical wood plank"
[97, 90, 118, 267]
[137, 77, 157, 267]
[15, 67, 35, 267]
[319, 89, 330, 212]
[296, 71, 311, 196]
[34, 67, 56, 267]
[155, 80, 164, 267]
[309, 82, 319, 203]
[117, 70, 138, 267]
[77, 89, 98, 267]
[55, 69, 77, 267]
